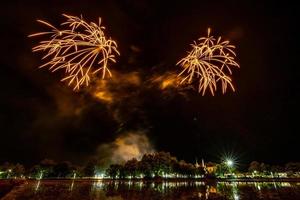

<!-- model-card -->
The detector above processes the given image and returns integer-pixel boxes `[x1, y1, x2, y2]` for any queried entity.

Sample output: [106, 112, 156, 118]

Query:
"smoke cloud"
[149, 72, 179, 90]
[91, 70, 141, 105]
[95, 131, 154, 167]
[17, 42, 187, 165]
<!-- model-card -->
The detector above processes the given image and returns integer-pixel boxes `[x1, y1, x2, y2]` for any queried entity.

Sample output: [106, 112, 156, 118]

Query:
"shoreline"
[1, 177, 300, 183]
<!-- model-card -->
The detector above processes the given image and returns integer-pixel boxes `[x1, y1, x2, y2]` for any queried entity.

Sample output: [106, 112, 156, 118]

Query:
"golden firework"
[29, 14, 120, 90]
[177, 28, 239, 95]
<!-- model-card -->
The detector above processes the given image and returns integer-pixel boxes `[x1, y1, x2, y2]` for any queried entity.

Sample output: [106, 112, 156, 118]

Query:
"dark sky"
[0, 0, 299, 167]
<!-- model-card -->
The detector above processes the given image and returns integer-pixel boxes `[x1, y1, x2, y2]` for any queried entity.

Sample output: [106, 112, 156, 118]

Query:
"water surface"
[1, 180, 300, 200]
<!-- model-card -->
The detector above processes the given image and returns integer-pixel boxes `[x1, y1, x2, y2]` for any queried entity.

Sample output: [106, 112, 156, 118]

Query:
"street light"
[224, 159, 235, 177]
[226, 159, 234, 167]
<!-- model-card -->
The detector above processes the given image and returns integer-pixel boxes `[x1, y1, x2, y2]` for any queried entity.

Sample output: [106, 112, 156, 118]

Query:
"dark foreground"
[1, 180, 300, 200]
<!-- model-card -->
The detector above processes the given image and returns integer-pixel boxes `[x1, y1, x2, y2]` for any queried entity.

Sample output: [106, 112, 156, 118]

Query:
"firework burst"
[29, 14, 120, 90]
[177, 28, 239, 95]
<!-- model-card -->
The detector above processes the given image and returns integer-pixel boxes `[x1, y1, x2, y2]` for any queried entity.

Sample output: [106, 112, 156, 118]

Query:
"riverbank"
[1, 177, 300, 182]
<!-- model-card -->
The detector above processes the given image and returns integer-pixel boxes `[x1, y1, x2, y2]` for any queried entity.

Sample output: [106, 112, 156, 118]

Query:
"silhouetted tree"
[124, 158, 139, 178]
[72, 165, 84, 178]
[153, 152, 174, 177]
[40, 159, 56, 178]
[29, 165, 42, 178]
[53, 161, 73, 178]
[248, 161, 261, 172]
[106, 164, 122, 179]
[13, 163, 25, 177]
[83, 160, 97, 177]
[285, 162, 300, 172]
[215, 163, 230, 176]
[139, 157, 152, 178]
[0, 162, 14, 178]
[270, 165, 284, 173]
[260, 163, 271, 175]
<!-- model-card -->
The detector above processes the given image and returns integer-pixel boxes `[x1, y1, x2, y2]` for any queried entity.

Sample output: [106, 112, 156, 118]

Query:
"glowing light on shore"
[29, 14, 119, 90]
[177, 28, 239, 95]
[38, 170, 44, 180]
[226, 159, 234, 167]
[94, 172, 105, 179]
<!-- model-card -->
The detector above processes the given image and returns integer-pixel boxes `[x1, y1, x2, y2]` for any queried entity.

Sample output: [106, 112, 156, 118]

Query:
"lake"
[1, 180, 300, 200]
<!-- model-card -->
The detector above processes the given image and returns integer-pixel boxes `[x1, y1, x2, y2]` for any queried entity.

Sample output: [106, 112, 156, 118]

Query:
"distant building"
[195, 159, 200, 168]
[206, 162, 217, 174]
[195, 159, 217, 174]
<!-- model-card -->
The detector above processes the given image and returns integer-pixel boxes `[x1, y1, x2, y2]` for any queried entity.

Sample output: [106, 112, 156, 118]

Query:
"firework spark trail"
[177, 28, 239, 96]
[29, 14, 120, 90]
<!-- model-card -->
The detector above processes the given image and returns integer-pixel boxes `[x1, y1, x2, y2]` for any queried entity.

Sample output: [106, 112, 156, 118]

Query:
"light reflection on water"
[4, 180, 300, 200]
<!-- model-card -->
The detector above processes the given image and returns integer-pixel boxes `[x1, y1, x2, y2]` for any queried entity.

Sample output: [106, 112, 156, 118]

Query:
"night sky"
[0, 0, 299, 167]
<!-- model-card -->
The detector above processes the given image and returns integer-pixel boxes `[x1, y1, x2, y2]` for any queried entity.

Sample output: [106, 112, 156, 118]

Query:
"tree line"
[105, 152, 205, 179]
[0, 159, 97, 179]
[1, 153, 299, 179]
[247, 161, 300, 176]
[0, 152, 205, 179]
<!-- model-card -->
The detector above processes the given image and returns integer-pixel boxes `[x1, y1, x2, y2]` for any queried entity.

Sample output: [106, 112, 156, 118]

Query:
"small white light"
[226, 159, 233, 167]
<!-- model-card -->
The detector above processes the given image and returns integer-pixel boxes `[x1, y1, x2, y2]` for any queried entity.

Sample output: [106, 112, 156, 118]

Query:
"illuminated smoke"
[149, 72, 180, 90]
[96, 131, 154, 166]
[91, 70, 141, 104]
